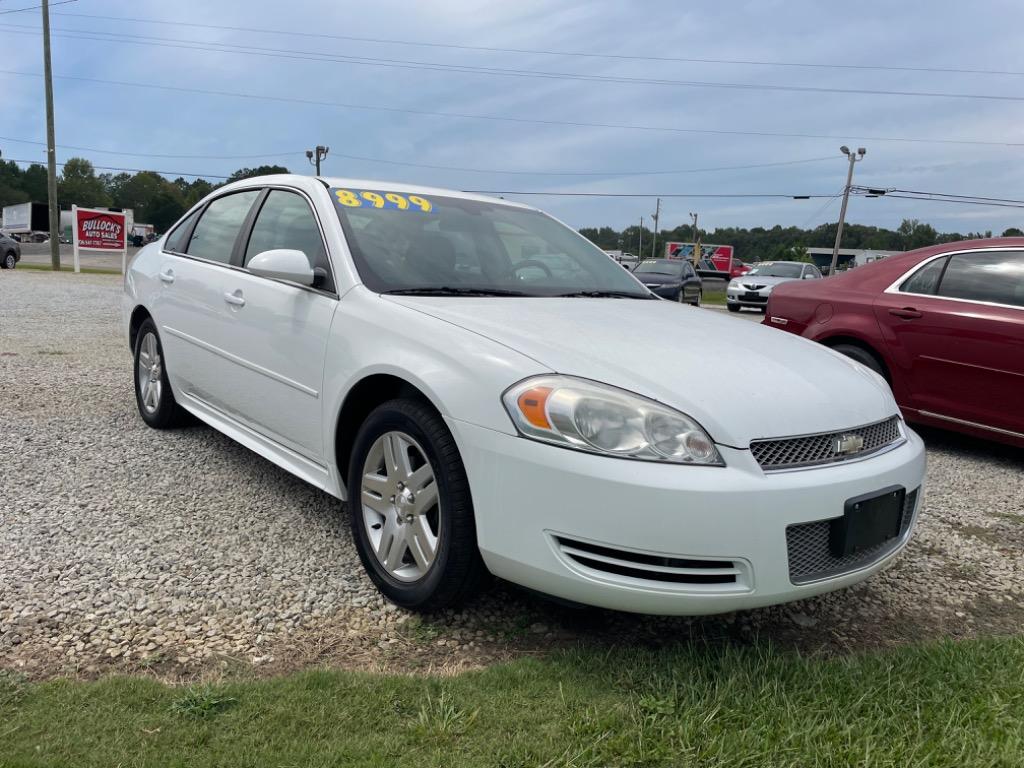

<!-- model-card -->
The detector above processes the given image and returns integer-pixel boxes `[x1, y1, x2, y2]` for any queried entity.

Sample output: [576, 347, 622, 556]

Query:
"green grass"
[14, 262, 120, 275]
[702, 284, 726, 305]
[2, 637, 1023, 766]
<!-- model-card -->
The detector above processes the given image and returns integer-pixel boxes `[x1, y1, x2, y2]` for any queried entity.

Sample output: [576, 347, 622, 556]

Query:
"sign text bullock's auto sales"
[72, 205, 130, 274]
[76, 211, 127, 250]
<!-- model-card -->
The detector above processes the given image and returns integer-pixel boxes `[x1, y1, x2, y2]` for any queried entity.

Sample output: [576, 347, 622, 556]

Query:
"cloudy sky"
[5, 0, 1024, 234]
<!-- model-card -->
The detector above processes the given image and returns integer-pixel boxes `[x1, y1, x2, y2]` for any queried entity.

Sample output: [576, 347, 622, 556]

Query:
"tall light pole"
[650, 198, 661, 260]
[306, 145, 329, 175]
[41, 0, 60, 270]
[689, 211, 700, 265]
[637, 216, 643, 261]
[829, 145, 866, 276]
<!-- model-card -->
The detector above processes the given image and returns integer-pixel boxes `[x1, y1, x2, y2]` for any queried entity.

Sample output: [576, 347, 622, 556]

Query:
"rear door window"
[937, 251, 1024, 307]
[186, 190, 260, 265]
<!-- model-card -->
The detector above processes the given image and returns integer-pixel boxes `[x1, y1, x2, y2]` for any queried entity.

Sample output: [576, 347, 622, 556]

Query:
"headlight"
[502, 376, 724, 465]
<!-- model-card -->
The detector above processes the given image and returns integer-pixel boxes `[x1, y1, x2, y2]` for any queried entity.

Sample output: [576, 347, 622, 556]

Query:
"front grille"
[786, 488, 918, 584]
[553, 536, 745, 587]
[750, 416, 903, 471]
[743, 283, 767, 290]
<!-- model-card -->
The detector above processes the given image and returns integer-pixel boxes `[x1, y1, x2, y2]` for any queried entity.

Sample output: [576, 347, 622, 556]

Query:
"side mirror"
[803, 273, 816, 279]
[247, 249, 315, 286]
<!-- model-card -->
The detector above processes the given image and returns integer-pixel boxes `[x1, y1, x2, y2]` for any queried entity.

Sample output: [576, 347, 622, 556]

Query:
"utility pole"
[829, 145, 866, 276]
[637, 216, 643, 261]
[306, 145, 329, 175]
[689, 211, 700, 265]
[41, 0, 60, 270]
[650, 198, 661, 260]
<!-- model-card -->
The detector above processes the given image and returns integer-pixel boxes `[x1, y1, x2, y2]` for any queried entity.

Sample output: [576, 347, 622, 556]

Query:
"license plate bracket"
[830, 486, 905, 557]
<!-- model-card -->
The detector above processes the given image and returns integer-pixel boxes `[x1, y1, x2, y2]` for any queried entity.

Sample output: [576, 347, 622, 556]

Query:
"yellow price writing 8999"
[332, 188, 434, 213]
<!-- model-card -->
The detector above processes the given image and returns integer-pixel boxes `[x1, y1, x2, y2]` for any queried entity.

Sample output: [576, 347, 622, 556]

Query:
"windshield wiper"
[383, 287, 529, 297]
[555, 290, 653, 299]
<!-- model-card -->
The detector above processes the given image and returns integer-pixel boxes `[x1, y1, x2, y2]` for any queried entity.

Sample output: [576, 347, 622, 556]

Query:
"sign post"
[71, 206, 128, 274]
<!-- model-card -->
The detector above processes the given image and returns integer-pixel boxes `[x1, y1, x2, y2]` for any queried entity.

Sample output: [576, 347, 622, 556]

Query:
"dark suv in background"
[632, 259, 703, 305]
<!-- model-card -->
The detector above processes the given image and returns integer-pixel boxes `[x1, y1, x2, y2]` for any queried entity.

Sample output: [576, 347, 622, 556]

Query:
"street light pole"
[41, 0, 60, 270]
[689, 211, 700, 265]
[638, 216, 643, 262]
[650, 198, 661, 260]
[829, 145, 866, 276]
[306, 145, 329, 175]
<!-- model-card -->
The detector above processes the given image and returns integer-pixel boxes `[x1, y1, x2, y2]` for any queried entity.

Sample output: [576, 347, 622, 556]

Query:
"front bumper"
[644, 283, 682, 299]
[449, 418, 926, 615]
[726, 284, 772, 307]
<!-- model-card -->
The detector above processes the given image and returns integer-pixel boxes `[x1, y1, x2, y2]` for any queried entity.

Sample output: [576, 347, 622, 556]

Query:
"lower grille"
[786, 488, 919, 584]
[554, 536, 745, 586]
[751, 416, 903, 471]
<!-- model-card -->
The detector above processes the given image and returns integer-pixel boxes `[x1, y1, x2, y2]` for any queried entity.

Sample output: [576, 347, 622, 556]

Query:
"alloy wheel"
[136, 332, 163, 414]
[360, 430, 441, 582]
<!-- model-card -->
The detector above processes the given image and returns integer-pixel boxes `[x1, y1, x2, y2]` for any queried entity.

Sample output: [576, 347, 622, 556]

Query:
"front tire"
[727, 303, 740, 313]
[133, 319, 189, 428]
[2, 252, 15, 269]
[348, 398, 487, 611]
[690, 291, 702, 307]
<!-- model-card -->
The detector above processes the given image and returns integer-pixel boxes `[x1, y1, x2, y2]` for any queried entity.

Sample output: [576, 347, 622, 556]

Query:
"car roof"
[215, 173, 537, 211]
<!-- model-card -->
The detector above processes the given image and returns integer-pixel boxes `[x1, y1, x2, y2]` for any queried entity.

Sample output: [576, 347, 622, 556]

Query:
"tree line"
[581, 218, 1024, 262]
[3, 157, 1020, 251]
[0, 158, 288, 232]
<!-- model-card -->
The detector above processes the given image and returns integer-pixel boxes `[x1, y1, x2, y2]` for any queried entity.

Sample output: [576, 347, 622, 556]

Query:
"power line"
[7, 25, 1024, 103]
[44, 9, 1024, 78]
[0, 135, 837, 175]
[877, 193, 1024, 210]
[3, 68, 1023, 150]
[0, 0, 74, 15]
[0, 135, 303, 160]
[463, 191, 834, 198]
[3, 157, 230, 179]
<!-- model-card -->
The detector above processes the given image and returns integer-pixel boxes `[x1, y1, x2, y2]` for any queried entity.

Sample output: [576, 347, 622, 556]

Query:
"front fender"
[322, 287, 549, 493]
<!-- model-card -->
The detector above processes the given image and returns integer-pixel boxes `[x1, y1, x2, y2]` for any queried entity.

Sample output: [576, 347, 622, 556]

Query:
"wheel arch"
[332, 372, 445, 498]
[128, 305, 153, 352]
[818, 333, 893, 382]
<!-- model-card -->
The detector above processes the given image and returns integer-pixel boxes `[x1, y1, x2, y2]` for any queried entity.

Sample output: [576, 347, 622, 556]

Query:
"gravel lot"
[2, 269, 1022, 679]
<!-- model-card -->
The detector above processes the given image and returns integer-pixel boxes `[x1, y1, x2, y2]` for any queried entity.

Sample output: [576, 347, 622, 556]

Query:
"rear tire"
[2, 252, 14, 269]
[348, 398, 488, 611]
[133, 319, 190, 429]
[831, 343, 886, 378]
[691, 291, 702, 307]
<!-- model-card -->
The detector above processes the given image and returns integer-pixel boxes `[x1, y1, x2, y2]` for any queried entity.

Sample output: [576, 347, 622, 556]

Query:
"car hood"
[384, 296, 898, 448]
[734, 275, 798, 287]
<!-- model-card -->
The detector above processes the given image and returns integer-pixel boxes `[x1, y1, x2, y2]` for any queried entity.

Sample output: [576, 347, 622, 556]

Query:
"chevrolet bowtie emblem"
[833, 434, 865, 455]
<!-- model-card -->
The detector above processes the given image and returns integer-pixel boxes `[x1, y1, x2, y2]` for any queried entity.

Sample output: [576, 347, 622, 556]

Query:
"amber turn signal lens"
[517, 387, 553, 429]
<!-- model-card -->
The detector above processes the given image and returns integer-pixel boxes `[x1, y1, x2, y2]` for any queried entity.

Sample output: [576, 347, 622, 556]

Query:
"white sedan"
[123, 175, 926, 615]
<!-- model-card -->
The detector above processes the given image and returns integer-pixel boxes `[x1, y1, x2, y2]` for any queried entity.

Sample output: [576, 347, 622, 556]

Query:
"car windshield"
[747, 263, 803, 278]
[331, 188, 650, 298]
[634, 260, 683, 276]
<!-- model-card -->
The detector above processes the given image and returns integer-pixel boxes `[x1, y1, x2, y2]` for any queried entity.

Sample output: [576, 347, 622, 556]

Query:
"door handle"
[158, 268, 175, 284]
[888, 307, 922, 320]
[223, 290, 246, 307]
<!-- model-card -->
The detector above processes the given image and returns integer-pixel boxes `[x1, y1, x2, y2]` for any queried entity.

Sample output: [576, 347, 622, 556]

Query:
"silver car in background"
[726, 260, 821, 312]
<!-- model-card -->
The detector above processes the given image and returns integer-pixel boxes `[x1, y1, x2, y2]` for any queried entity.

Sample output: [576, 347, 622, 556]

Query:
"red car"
[764, 238, 1024, 447]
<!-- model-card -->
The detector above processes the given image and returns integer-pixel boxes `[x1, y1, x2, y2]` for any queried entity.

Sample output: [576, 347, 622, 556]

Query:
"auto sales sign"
[76, 209, 127, 250]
